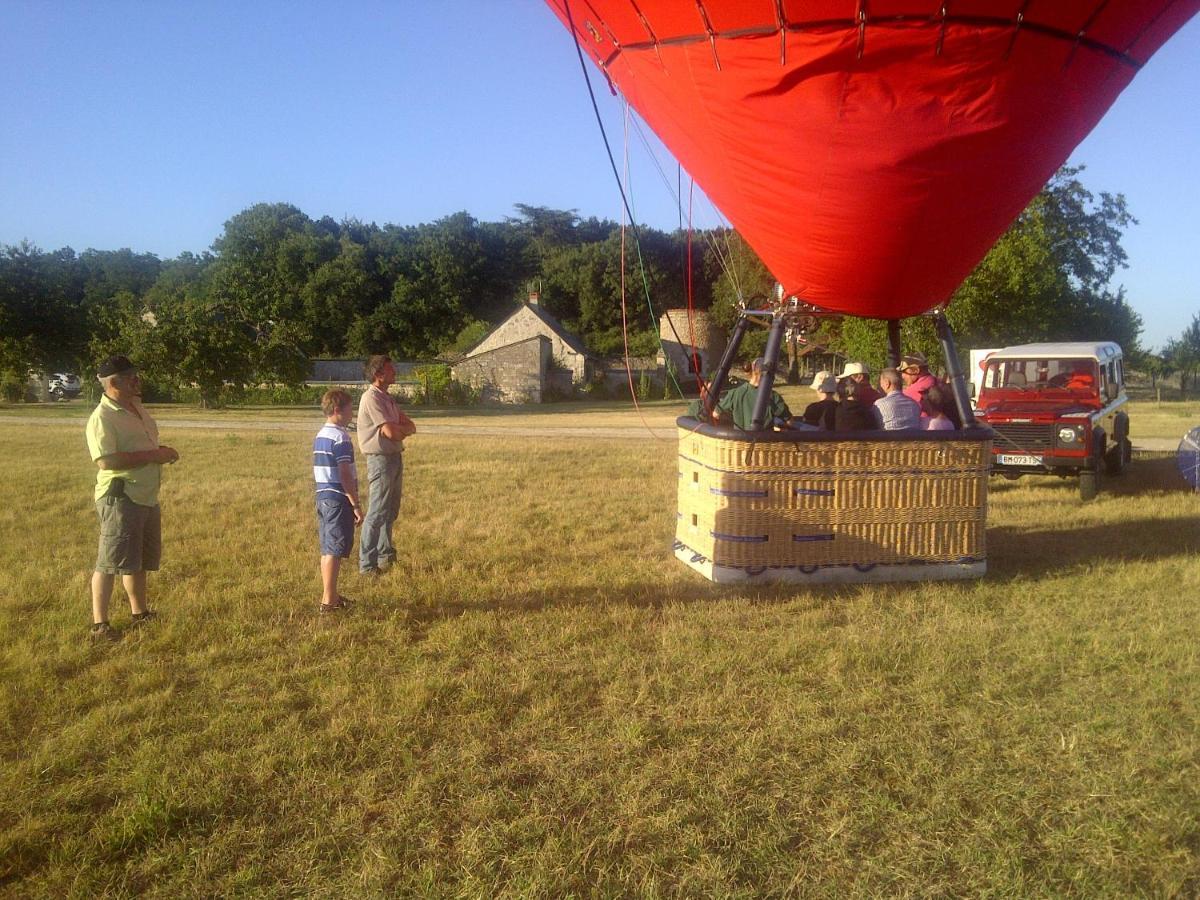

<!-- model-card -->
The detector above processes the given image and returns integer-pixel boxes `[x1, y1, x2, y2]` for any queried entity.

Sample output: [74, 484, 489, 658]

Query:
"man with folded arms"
[357, 355, 416, 576]
[86, 355, 179, 641]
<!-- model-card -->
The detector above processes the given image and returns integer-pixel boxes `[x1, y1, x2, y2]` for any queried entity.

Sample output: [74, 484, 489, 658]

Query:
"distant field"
[0, 411, 1197, 895]
[3, 393, 1199, 442]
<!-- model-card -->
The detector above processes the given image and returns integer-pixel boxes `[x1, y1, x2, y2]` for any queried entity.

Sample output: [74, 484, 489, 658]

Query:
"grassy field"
[4, 393, 1200, 441]
[1, 404, 1199, 896]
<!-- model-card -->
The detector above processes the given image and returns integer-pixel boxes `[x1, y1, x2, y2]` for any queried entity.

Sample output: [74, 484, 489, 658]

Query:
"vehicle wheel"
[1080, 468, 1101, 501]
[1105, 444, 1124, 475]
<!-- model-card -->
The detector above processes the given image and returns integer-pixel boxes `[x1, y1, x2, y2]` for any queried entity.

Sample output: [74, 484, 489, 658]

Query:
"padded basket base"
[675, 542, 986, 584]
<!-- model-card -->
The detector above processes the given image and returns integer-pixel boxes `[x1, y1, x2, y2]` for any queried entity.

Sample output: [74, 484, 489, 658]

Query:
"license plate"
[997, 454, 1042, 466]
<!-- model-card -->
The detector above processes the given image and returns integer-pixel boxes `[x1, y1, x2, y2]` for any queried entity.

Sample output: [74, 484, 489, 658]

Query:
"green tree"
[96, 255, 255, 407]
[0, 241, 87, 373]
[948, 167, 1141, 352]
[1166, 313, 1200, 397]
[705, 230, 774, 334]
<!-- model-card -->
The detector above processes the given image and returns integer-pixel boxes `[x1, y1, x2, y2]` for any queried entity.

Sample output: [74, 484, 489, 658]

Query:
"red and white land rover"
[973, 342, 1131, 501]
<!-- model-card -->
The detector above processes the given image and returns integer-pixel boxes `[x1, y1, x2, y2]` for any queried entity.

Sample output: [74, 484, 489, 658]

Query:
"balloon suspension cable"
[685, 178, 702, 384]
[564, 0, 692, 398]
[627, 114, 745, 306]
[622, 135, 686, 400]
[619, 107, 668, 441]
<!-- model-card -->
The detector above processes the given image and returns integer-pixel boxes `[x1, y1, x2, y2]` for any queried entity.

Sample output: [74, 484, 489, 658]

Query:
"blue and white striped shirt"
[313, 423, 354, 496]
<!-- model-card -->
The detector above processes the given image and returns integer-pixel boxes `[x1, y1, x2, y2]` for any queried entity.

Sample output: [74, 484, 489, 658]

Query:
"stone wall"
[452, 335, 550, 404]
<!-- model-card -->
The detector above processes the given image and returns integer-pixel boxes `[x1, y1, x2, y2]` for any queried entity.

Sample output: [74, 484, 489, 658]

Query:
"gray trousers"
[360, 452, 403, 572]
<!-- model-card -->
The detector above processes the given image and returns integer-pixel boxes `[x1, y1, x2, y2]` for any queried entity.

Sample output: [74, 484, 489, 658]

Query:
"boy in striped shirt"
[313, 390, 362, 613]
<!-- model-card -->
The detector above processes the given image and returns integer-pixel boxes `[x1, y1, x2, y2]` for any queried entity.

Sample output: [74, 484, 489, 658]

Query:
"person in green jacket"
[716, 358, 795, 430]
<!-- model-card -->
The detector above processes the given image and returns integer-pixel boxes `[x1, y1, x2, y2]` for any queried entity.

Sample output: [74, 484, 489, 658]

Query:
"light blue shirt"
[873, 391, 922, 430]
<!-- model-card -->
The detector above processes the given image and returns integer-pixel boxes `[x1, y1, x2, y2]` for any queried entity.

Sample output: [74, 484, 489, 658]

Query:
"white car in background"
[48, 372, 81, 400]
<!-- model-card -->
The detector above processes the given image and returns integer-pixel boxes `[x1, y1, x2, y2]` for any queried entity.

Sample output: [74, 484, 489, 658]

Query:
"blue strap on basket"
[1178, 427, 1200, 490]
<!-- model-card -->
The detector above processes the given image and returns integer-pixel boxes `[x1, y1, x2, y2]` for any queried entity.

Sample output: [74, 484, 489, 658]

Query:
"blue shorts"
[315, 493, 354, 558]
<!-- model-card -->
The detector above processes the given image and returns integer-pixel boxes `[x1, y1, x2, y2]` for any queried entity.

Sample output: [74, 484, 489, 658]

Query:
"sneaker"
[90, 622, 119, 642]
[130, 610, 157, 626]
[320, 596, 355, 614]
[359, 567, 382, 578]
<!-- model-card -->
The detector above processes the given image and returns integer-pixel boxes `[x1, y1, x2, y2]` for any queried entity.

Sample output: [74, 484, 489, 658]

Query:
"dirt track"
[2, 414, 680, 441]
[4, 413, 1182, 450]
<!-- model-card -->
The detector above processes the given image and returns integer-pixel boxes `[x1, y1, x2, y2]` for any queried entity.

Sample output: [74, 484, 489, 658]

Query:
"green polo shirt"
[716, 381, 792, 431]
[86, 395, 162, 506]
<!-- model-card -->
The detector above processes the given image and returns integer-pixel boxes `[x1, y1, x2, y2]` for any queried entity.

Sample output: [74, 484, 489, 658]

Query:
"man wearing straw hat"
[837, 361, 881, 406]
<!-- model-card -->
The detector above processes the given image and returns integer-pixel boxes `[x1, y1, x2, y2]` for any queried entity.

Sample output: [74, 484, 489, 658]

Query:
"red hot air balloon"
[545, 1, 1198, 320]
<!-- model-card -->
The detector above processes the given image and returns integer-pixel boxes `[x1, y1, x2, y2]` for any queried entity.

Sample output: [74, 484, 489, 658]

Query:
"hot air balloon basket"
[674, 422, 991, 584]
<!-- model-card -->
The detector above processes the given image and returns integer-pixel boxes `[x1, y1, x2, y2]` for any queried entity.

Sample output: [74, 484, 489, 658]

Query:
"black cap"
[97, 355, 136, 378]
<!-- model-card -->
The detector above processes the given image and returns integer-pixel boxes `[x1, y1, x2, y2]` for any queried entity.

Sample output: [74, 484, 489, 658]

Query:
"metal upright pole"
[886, 319, 902, 368]
[933, 311, 977, 427]
[703, 314, 750, 418]
[750, 311, 788, 431]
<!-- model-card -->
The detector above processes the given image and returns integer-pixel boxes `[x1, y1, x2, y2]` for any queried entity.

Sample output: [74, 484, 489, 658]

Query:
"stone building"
[461, 296, 593, 383]
[657, 309, 725, 379]
[451, 335, 553, 404]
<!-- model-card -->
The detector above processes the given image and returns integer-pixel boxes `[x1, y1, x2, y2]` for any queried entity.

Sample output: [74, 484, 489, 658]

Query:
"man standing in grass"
[357, 355, 416, 576]
[314, 390, 362, 613]
[85, 355, 179, 641]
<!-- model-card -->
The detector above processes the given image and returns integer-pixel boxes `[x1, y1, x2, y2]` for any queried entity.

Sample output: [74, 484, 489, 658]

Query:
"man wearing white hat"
[837, 361, 881, 405]
[802, 371, 838, 430]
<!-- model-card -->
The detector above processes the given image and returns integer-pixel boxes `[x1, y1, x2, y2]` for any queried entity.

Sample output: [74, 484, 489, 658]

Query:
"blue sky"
[1, 1, 1196, 350]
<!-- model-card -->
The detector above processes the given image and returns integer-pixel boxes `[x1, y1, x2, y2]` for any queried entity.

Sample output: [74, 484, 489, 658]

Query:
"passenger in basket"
[685, 379, 715, 421]
[874, 367, 923, 430]
[715, 358, 794, 430]
[900, 351, 938, 414]
[802, 371, 838, 430]
[833, 377, 879, 432]
[922, 384, 957, 431]
[837, 361, 881, 405]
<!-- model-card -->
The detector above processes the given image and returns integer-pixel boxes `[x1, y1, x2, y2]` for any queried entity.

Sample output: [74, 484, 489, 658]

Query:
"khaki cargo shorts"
[95, 495, 161, 574]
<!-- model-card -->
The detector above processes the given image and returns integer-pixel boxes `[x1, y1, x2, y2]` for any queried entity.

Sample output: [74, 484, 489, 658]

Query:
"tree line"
[0, 167, 1170, 405]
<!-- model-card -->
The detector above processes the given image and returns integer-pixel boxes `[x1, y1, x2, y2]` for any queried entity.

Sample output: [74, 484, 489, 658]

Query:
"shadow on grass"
[987, 454, 1191, 500]
[988, 456, 1199, 579]
[988, 513, 1200, 581]
[367, 457, 1198, 629]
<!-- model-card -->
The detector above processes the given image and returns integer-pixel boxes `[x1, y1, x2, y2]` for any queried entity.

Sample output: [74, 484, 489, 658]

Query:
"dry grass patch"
[0, 419, 1197, 896]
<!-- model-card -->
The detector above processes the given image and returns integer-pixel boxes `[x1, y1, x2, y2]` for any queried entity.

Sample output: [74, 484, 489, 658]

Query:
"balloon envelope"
[546, 1, 1198, 318]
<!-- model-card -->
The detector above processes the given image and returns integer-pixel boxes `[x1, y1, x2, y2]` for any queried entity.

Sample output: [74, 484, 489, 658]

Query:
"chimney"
[528, 290, 540, 306]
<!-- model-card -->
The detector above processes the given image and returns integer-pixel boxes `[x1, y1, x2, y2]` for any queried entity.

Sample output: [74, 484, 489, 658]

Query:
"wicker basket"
[675, 422, 991, 583]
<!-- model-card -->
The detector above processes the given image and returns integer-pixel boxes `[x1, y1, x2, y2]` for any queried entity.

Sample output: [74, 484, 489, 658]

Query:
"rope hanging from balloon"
[563, 0, 700, 403]
[618, 105, 670, 441]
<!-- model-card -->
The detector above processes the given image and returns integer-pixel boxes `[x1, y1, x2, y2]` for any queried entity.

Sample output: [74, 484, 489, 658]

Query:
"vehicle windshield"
[982, 358, 1099, 395]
